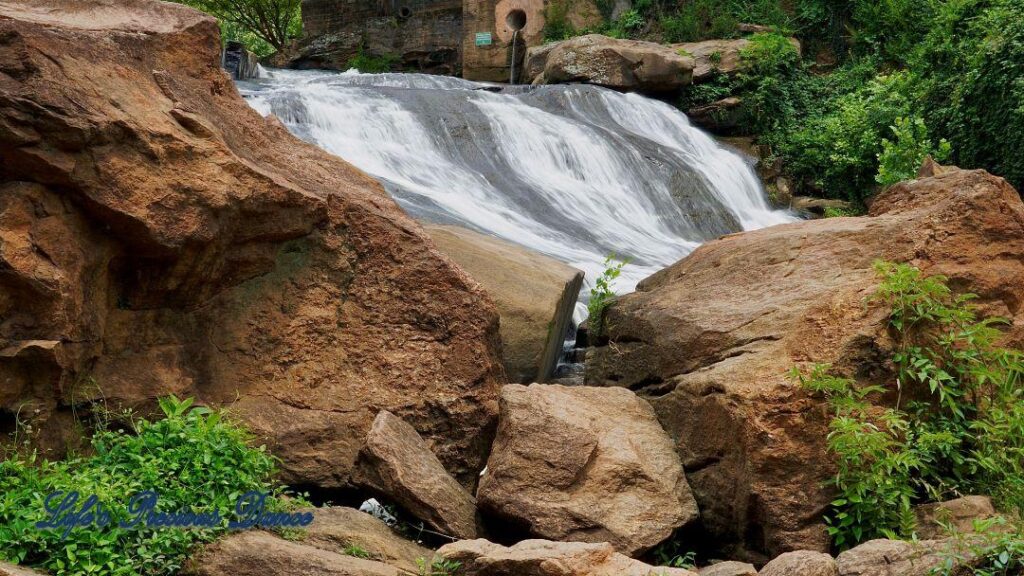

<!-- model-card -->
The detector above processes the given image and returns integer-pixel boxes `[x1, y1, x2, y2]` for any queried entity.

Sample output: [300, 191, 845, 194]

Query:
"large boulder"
[187, 531, 401, 576]
[585, 168, 1024, 557]
[674, 38, 801, 82]
[0, 0, 503, 488]
[476, 383, 698, 556]
[423, 224, 584, 383]
[912, 496, 1002, 540]
[353, 410, 479, 539]
[0, 562, 47, 576]
[758, 551, 837, 576]
[438, 539, 698, 576]
[525, 34, 694, 92]
[835, 538, 978, 576]
[302, 506, 434, 573]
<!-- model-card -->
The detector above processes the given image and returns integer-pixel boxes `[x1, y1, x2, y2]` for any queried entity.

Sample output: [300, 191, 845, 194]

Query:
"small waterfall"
[240, 69, 794, 316]
[510, 30, 519, 85]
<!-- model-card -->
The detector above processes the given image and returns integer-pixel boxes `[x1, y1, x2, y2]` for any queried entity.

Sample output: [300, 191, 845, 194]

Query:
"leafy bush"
[0, 396, 301, 576]
[796, 262, 1024, 550]
[875, 116, 951, 187]
[346, 49, 400, 73]
[658, 0, 792, 43]
[173, 0, 301, 55]
[587, 255, 628, 336]
[543, 0, 577, 42]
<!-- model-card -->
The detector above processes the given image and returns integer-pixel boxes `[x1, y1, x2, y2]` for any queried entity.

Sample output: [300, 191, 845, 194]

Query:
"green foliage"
[587, 255, 628, 336]
[875, 116, 951, 187]
[343, 544, 372, 559]
[657, 0, 792, 43]
[416, 557, 462, 576]
[649, 538, 697, 570]
[796, 262, 1024, 550]
[0, 396, 300, 576]
[933, 518, 1024, 576]
[771, 69, 919, 204]
[823, 206, 861, 218]
[172, 0, 301, 54]
[346, 48, 400, 73]
[543, 0, 577, 42]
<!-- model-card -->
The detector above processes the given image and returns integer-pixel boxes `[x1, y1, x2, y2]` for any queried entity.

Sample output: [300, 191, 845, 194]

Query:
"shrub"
[875, 116, 951, 187]
[587, 255, 628, 336]
[0, 396, 302, 576]
[796, 261, 1024, 550]
[346, 48, 399, 73]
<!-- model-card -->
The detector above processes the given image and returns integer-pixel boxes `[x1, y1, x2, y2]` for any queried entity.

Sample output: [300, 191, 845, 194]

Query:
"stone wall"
[291, 0, 463, 74]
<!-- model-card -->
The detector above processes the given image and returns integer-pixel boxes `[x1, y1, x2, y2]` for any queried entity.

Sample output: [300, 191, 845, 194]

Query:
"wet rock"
[585, 168, 1024, 557]
[438, 538, 699, 576]
[423, 224, 584, 383]
[354, 411, 478, 539]
[477, 383, 698, 556]
[0, 0, 502, 490]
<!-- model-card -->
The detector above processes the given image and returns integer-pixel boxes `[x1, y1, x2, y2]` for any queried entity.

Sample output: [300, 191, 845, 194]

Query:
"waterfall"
[510, 30, 519, 85]
[240, 69, 794, 316]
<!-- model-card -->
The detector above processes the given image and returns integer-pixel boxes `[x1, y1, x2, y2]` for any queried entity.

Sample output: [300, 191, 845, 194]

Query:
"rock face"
[759, 551, 838, 576]
[476, 383, 699, 556]
[424, 224, 584, 383]
[302, 506, 433, 574]
[289, 0, 463, 74]
[354, 410, 478, 539]
[0, 562, 47, 576]
[438, 539, 698, 576]
[674, 38, 752, 82]
[187, 531, 401, 576]
[912, 496, 1001, 540]
[0, 0, 503, 489]
[525, 34, 694, 92]
[585, 169, 1024, 557]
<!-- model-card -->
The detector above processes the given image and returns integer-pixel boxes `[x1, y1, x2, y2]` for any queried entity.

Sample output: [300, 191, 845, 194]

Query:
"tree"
[185, 0, 301, 52]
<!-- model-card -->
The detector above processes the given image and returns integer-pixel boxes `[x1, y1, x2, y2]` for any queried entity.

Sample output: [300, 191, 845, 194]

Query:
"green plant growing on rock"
[0, 395, 304, 576]
[796, 261, 1024, 550]
[343, 544, 372, 559]
[347, 47, 400, 73]
[876, 116, 951, 187]
[587, 255, 628, 336]
[416, 557, 462, 576]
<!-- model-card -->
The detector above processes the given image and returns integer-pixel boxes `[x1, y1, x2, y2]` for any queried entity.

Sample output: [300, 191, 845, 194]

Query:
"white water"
[240, 69, 794, 317]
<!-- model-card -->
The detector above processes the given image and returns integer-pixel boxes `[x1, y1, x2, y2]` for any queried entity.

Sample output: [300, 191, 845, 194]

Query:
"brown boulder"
[913, 496, 1001, 540]
[301, 506, 434, 573]
[438, 539, 698, 576]
[423, 224, 584, 383]
[759, 551, 837, 576]
[585, 168, 1024, 557]
[526, 34, 694, 92]
[835, 538, 977, 576]
[476, 383, 698, 556]
[0, 562, 47, 576]
[0, 0, 502, 488]
[674, 37, 801, 83]
[354, 410, 478, 539]
[187, 531, 400, 576]
[699, 560, 758, 576]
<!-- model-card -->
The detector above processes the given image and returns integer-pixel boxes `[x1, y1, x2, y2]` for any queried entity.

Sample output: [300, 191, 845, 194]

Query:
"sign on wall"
[474, 32, 492, 46]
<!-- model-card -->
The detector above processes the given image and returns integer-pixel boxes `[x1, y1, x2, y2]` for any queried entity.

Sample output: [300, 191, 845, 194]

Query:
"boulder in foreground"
[187, 531, 399, 576]
[301, 506, 433, 573]
[438, 538, 698, 576]
[0, 0, 502, 489]
[586, 168, 1024, 557]
[354, 410, 478, 539]
[476, 383, 698, 556]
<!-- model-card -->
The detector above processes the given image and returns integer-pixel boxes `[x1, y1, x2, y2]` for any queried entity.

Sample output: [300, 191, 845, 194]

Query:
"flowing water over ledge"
[240, 69, 795, 314]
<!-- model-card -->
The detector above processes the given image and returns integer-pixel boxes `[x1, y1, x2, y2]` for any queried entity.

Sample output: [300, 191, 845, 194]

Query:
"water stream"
[240, 69, 794, 319]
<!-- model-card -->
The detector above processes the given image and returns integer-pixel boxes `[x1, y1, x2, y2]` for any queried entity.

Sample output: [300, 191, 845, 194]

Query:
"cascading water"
[240, 69, 794, 319]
